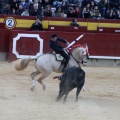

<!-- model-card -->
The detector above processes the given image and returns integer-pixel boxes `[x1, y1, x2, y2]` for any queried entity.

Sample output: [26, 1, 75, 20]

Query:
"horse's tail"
[14, 58, 37, 71]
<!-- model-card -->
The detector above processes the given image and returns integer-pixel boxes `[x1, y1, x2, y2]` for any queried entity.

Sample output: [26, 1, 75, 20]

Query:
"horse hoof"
[30, 87, 35, 92]
[42, 85, 46, 91]
[55, 98, 59, 102]
[75, 99, 78, 101]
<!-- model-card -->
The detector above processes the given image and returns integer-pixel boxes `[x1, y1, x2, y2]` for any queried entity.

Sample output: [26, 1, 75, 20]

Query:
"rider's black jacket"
[49, 37, 67, 53]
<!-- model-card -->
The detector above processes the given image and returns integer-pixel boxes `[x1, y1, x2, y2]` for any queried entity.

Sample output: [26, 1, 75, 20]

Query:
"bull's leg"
[75, 85, 83, 101]
[56, 83, 65, 101]
[30, 71, 40, 92]
[56, 91, 65, 101]
[63, 87, 70, 102]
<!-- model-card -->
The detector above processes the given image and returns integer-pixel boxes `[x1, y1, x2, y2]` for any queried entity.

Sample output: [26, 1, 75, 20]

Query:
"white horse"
[14, 44, 89, 91]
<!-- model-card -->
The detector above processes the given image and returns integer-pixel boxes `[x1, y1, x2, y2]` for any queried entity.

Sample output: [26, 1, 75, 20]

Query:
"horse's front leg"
[30, 71, 40, 92]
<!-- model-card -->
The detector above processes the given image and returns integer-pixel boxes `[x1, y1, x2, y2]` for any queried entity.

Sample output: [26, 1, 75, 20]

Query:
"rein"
[70, 53, 81, 68]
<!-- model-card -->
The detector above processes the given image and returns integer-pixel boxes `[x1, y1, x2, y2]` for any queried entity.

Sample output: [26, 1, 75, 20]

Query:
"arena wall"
[0, 15, 120, 66]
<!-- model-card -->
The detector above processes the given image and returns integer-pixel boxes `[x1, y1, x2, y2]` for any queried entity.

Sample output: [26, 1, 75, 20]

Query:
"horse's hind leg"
[30, 71, 40, 91]
[37, 72, 51, 90]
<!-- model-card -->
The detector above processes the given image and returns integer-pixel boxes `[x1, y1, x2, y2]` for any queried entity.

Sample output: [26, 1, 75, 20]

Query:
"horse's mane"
[67, 44, 84, 54]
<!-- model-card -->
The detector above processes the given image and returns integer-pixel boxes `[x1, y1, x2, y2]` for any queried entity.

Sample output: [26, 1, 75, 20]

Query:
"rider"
[49, 33, 70, 72]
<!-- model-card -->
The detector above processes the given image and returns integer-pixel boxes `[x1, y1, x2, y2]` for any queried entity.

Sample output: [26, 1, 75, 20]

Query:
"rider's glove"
[66, 42, 70, 46]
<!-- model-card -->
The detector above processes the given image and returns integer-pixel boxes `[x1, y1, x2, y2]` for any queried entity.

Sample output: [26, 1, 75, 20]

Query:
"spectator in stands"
[16, 4, 24, 15]
[31, 17, 43, 30]
[67, 7, 78, 17]
[30, 0, 42, 11]
[81, 0, 91, 9]
[79, 6, 90, 18]
[90, 0, 96, 12]
[52, 0, 62, 7]
[90, 5, 101, 19]
[98, 0, 109, 18]
[1, 3, 12, 15]
[67, 0, 78, 7]
[21, 7, 29, 16]
[109, 0, 119, 10]
[86, 2, 91, 12]
[43, 5, 52, 16]
[29, 3, 41, 16]
[106, 8, 117, 19]
[70, 18, 79, 26]
[19, 0, 29, 10]
[116, 9, 120, 19]
[42, 0, 52, 9]
[61, 1, 69, 14]
[11, 8, 16, 15]
[0, 1, 2, 14]
[54, 6, 65, 17]
[75, 6, 80, 17]
[10, 0, 19, 11]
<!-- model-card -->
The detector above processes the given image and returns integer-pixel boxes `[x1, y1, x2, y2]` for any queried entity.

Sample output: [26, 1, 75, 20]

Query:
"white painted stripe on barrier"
[89, 56, 120, 60]
[12, 33, 43, 59]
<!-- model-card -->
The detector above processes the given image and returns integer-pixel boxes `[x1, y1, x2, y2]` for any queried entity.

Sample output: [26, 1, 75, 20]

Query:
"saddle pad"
[55, 54, 64, 61]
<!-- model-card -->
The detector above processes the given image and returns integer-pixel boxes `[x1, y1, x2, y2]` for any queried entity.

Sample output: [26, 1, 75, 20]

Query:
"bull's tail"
[14, 58, 37, 71]
[53, 76, 61, 81]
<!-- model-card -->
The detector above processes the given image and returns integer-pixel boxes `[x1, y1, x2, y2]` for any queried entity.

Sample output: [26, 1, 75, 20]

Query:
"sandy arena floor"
[0, 61, 120, 120]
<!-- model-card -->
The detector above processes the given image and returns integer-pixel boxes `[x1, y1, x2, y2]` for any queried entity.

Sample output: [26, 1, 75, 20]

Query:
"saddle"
[54, 52, 64, 61]
[53, 51, 70, 71]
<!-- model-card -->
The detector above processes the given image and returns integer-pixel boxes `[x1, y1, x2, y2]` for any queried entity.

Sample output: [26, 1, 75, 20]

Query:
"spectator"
[16, 4, 24, 15]
[109, 0, 119, 9]
[86, 2, 91, 12]
[11, 8, 16, 15]
[10, 0, 19, 10]
[52, 0, 62, 7]
[67, 7, 78, 18]
[81, 0, 90, 9]
[79, 7, 90, 18]
[54, 6, 64, 17]
[90, 5, 101, 19]
[107, 8, 117, 19]
[116, 9, 120, 19]
[19, 0, 29, 10]
[75, 6, 80, 17]
[31, 18, 43, 30]
[42, 0, 52, 9]
[67, 0, 78, 7]
[98, 0, 109, 18]
[0, 0, 5, 13]
[21, 7, 29, 16]
[70, 18, 79, 26]
[61, 1, 68, 14]
[43, 5, 52, 17]
[29, 3, 41, 16]
[1, 3, 12, 15]
[90, 0, 96, 12]
[30, 0, 42, 11]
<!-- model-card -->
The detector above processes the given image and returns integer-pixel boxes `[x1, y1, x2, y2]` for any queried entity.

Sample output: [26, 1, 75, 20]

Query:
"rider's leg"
[59, 51, 69, 71]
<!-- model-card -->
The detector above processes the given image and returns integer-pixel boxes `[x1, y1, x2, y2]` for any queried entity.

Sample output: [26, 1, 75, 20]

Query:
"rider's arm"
[57, 37, 67, 43]
[50, 42, 64, 51]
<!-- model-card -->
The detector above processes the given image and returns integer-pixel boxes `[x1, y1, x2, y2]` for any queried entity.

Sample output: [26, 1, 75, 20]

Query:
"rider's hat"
[51, 33, 57, 38]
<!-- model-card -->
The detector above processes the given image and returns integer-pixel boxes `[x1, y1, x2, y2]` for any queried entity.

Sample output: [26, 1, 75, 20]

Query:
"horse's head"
[81, 44, 89, 65]
[69, 44, 89, 65]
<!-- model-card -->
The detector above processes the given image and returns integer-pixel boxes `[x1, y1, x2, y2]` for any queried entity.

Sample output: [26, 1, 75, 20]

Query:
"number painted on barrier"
[4, 17, 16, 29]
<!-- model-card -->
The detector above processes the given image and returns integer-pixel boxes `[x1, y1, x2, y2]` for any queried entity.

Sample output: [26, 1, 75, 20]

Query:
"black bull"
[56, 66, 85, 102]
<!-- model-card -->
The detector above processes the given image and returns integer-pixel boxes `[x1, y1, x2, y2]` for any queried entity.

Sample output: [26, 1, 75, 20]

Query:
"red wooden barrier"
[97, 27, 120, 33]
[48, 25, 87, 32]
[8, 31, 120, 61]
